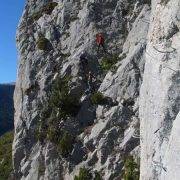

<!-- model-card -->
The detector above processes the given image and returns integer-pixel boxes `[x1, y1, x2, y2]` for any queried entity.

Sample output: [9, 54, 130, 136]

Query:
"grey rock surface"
[13, 0, 180, 179]
[140, 0, 180, 179]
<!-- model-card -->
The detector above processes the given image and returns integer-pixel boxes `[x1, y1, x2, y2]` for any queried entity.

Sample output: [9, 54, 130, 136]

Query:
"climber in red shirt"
[96, 33, 106, 53]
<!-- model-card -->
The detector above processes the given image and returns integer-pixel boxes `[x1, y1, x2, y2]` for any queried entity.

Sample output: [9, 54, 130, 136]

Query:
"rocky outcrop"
[13, 0, 148, 179]
[13, 0, 180, 179]
[0, 84, 15, 136]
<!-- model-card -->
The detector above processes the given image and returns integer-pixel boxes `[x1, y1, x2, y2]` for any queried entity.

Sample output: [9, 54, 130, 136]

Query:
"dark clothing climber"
[79, 52, 89, 79]
[96, 33, 106, 53]
[80, 53, 88, 67]
[85, 71, 96, 94]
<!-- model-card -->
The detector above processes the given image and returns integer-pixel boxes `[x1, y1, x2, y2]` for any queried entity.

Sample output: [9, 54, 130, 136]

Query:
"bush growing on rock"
[31, 2, 58, 22]
[38, 163, 45, 177]
[43, 2, 58, 15]
[123, 156, 139, 180]
[35, 105, 51, 142]
[100, 55, 118, 72]
[37, 36, 50, 50]
[35, 122, 47, 142]
[90, 92, 106, 105]
[161, 0, 169, 4]
[50, 76, 81, 119]
[100, 54, 125, 72]
[31, 11, 43, 22]
[94, 171, 102, 180]
[47, 124, 60, 143]
[35, 76, 81, 152]
[74, 168, 92, 180]
[36, 120, 74, 157]
[58, 131, 74, 157]
[74, 168, 102, 180]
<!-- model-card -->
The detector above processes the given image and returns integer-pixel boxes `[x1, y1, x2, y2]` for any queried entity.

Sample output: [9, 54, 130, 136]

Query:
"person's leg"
[90, 82, 95, 92]
[97, 44, 100, 53]
[102, 43, 106, 53]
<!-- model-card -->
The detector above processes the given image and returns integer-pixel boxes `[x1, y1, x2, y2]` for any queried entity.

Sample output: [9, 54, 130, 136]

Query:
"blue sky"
[0, 0, 25, 83]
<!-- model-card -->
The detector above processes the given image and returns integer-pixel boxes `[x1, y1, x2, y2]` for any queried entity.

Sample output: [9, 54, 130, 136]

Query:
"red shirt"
[96, 33, 104, 45]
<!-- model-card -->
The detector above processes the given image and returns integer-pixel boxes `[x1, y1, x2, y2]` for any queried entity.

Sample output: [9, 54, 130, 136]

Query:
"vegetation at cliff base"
[0, 131, 13, 180]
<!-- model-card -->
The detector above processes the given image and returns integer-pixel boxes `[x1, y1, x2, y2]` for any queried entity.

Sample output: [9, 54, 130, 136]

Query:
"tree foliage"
[0, 131, 13, 180]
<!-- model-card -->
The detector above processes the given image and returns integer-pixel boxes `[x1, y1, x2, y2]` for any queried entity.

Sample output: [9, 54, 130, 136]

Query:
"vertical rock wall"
[140, 0, 180, 179]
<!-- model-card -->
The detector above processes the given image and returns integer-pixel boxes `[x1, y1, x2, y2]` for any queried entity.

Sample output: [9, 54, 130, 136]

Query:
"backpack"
[96, 33, 104, 45]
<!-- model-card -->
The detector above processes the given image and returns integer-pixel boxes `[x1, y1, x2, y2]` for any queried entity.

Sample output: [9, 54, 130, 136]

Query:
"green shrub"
[144, 0, 151, 5]
[58, 131, 74, 157]
[37, 36, 50, 50]
[31, 2, 58, 22]
[100, 53, 126, 73]
[46, 114, 63, 143]
[47, 125, 60, 143]
[35, 103, 55, 142]
[0, 131, 13, 180]
[38, 163, 45, 177]
[94, 171, 102, 180]
[31, 11, 43, 21]
[36, 76, 80, 150]
[100, 55, 119, 72]
[123, 156, 139, 180]
[43, 2, 58, 15]
[90, 92, 106, 105]
[74, 168, 92, 180]
[40, 105, 52, 122]
[161, 0, 169, 4]
[35, 123, 47, 142]
[49, 76, 80, 119]
[35, 103, 54, 142]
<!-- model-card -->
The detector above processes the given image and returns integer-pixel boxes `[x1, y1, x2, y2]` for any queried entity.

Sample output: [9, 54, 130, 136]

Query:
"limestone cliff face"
[13, 0, 179, 179]
[140, 0, 180, 179]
